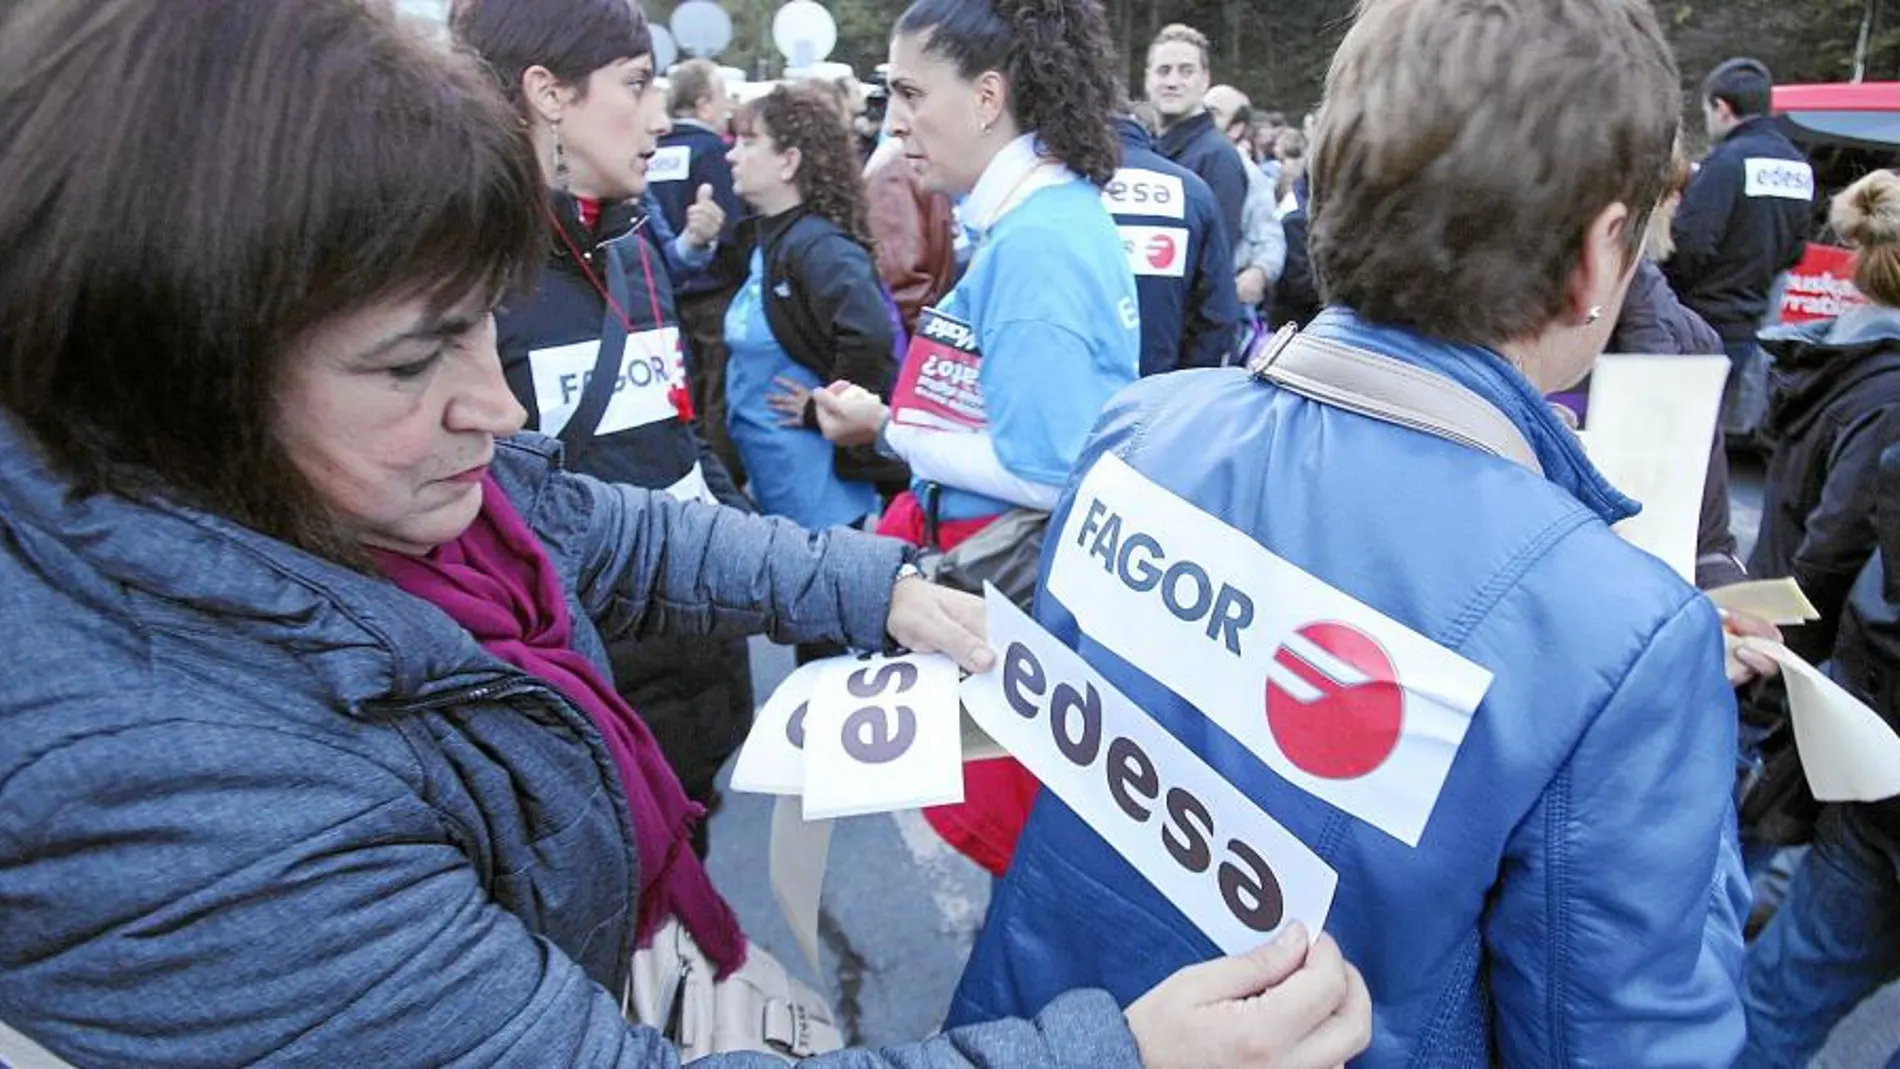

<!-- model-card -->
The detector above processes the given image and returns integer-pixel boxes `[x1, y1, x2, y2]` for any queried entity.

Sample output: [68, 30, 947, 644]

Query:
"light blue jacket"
[0, 421, 1139, 1067]
[950, 309, 1749, 1066]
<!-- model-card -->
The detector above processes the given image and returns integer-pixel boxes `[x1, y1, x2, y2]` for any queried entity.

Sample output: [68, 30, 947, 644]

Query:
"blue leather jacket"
[949, 309, 1749, 1066]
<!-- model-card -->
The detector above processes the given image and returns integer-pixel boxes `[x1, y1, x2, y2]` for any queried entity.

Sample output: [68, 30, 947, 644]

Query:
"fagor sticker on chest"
[1044, 453, 1494, 847]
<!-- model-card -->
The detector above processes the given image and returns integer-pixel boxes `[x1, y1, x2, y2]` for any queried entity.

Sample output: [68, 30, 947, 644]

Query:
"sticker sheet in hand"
[890, 308, 986, 433]
[729, 653, 967, 819]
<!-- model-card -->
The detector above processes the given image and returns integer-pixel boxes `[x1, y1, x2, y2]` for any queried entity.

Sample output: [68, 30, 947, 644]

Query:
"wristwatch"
[884, 561, 928, 655]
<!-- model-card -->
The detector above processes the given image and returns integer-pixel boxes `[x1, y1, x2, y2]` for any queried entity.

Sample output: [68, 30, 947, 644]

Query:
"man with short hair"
[653, 58, 748, 480]
[1667, 57, 1815, 438]
[1145, 25, 1247, 250]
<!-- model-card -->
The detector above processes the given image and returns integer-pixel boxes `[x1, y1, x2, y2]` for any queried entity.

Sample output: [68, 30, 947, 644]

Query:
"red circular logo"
[1264, 622, 1405, 780]
[1145, 233, 1178, 269]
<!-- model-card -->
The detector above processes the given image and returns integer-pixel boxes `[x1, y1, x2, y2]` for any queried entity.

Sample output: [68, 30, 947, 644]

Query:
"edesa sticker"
[1044, 453, 1494, 847]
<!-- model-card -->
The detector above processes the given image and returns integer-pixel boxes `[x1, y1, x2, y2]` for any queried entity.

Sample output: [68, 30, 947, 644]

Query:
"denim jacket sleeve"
[569, 469, 907, 652]
[1485, 593, 1748, 1066]
[0, 720, 1141, 1068]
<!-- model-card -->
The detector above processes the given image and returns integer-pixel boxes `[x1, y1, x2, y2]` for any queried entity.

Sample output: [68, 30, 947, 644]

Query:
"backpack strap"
[1247, 324, 1544, 476]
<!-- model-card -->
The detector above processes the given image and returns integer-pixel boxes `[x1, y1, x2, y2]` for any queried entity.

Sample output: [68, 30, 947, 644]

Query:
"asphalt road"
[705, 453, 1899, 1065]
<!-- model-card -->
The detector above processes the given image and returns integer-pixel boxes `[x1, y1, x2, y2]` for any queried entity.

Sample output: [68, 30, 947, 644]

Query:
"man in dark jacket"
[652, 59, 749, 482]
[1666, 58, 1815, 438]
[1144, 24, 1247, 250]
[1269, 177, 1320, 330]
[1108, 115, 1240, 375]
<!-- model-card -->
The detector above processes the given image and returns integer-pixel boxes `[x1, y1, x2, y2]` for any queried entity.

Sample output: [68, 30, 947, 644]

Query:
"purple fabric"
[374, 476, 746, 977]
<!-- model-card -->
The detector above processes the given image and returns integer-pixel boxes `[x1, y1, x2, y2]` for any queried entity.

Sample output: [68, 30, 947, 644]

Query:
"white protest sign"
[1740, 638, 1900, 802]
[962, 588, 1337, 952]
[1584, 354, 1730, 583]
[1044, 452, 1493, 847]
[730, 656, 842, 796]
[801, 653, 965, 820]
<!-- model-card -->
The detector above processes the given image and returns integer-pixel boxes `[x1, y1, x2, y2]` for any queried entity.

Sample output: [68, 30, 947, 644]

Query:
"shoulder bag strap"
[1247, 324, 1544, 476]
[557, 243, 635, 456]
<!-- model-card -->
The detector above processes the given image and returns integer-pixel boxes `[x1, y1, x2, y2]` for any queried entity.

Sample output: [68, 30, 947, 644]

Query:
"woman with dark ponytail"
[812, 0, 1144, 878]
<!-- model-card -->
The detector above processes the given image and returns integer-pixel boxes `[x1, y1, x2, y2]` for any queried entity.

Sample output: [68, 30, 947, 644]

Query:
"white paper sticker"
[646, 144, 692, 184]
[1743, 157, 1815, 201]
[769, 795, 835, 974]
[1119, 225, 1191, 279]
[1585, 354, 1730, 582]
[664, 462, 716, 505]
[527, 327, 683, 439]
[1741, 638, 1900, 802]
[730, 657, 844, 796]
[1044, 453, 1493, 847]
[1102, 168, 1188, 220]
[963, 589, 1337, 952]
[801, 654, 966, 820]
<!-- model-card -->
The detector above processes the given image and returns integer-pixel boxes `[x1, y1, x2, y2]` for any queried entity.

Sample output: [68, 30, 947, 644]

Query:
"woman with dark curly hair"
[810, 0, 1143, 876]
[724, 83, 904, 530]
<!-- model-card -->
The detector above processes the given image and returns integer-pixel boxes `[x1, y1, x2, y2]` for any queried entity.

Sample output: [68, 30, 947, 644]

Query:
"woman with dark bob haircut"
[0, 1, 1365, 1065]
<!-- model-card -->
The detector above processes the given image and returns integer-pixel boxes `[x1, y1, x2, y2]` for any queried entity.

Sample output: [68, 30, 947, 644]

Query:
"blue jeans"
[1739, 804, 1900, 1067]
[1722, 339, 1770, 439]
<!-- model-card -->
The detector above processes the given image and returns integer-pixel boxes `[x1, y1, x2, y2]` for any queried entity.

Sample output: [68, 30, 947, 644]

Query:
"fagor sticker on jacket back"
[1044, 452, 1494, 847]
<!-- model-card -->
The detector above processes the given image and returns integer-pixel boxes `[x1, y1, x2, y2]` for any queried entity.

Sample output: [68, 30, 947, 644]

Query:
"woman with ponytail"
[811, 0, 1143, 878]
[1749, 169, 1900, 662]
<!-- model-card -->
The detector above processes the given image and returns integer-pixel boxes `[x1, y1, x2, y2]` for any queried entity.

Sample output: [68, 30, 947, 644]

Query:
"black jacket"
[494, 192, 752, 801]
[1609, 260, 1745, 590]
[1665, 117, 1815, 341]
[1155, 111, 1248, 251]
[1108, 118, 1239, 376]
[1750, 307, 1900, 661]
[649, 119, 745, 296]
[748, 205, 909, 489]
[1826, 441, 1900, 835]
[1269, 179, 1320, 331]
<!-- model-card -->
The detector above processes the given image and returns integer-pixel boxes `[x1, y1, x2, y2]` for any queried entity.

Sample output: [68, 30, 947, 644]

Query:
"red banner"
[1780, 243, 1866, 325]
[890, 307, 986, 433]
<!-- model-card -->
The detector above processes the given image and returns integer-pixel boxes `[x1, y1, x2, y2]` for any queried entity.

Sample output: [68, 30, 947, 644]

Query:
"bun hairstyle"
[1833, 170, 1900, 308]
[894, 0, 1121, 186]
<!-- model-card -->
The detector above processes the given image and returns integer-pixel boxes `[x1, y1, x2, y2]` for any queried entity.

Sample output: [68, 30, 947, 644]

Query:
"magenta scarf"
[374, 476, 746, 977]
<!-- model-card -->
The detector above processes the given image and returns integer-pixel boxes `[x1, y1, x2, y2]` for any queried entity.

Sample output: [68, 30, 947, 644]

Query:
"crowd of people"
[2, 0, 1898, 1064]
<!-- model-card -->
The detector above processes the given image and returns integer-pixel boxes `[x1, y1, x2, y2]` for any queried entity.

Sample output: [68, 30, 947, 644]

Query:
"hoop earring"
[552, 119, 570, 192]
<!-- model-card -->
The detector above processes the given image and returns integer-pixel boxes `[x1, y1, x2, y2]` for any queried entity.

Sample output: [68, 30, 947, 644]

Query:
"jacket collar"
[547, 189, 645, 256]
[958, 133, 1073, 238]
[1758, 306, 1900, 439]
[1301, 308, 1639, 525]
[667, 117, 724, 138]
[0, 410, 534, 709]
[1156, 110, 1217, 158]
[1113, 116, 1156, 154]
[1721, 115, 1779, 145]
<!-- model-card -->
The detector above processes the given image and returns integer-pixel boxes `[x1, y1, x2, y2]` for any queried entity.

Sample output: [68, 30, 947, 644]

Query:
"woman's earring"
[1583, 304, 1603, 326]
[552, 119, 569, 192]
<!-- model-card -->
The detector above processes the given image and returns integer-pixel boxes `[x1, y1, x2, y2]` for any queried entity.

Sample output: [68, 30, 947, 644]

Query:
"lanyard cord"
[544, 205, 697, 423]
[545, 205, 667, 334]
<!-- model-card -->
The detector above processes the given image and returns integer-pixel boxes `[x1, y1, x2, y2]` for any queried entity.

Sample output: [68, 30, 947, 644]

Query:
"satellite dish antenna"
[772, 0, 837, 68]
[670, 1, 733, 58]
[651, 25, 679, 72]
